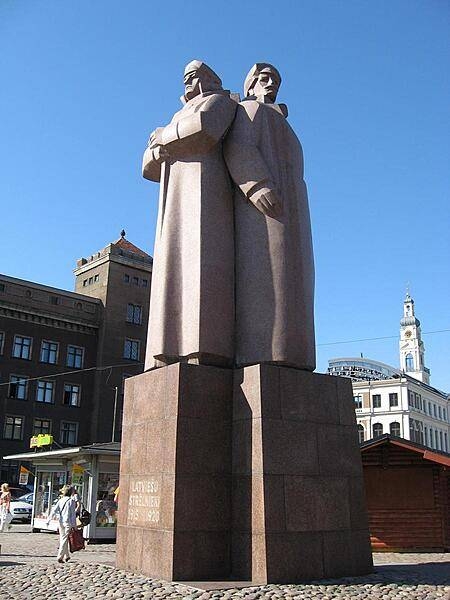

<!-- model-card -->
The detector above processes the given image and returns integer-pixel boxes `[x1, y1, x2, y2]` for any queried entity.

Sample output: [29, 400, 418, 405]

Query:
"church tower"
[399, 291, 430, 384]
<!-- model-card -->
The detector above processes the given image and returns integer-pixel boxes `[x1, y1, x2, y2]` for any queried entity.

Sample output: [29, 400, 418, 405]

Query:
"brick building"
[0, 232, 152, 483]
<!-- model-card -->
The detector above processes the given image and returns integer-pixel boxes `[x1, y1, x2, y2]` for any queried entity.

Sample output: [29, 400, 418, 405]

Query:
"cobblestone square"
[0, 526, 448, 599]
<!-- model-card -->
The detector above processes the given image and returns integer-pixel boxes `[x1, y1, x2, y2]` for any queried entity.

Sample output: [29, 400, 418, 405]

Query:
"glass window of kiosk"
[96, 472, 119, 528]
[35, 471, 67, 518]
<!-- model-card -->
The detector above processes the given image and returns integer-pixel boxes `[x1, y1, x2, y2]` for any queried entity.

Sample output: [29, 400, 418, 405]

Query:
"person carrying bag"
[47, 485, 80, 563]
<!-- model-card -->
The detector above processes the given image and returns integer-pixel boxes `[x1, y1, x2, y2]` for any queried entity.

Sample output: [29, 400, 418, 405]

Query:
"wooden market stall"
[361, 434, 450, 551]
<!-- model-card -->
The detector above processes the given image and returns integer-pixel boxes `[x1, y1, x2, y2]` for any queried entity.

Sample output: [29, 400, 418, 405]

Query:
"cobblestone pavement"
[0, 526, 449, 599]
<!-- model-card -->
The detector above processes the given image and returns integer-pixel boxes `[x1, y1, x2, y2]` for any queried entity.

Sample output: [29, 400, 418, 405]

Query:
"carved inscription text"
[127, 477, 161, 526]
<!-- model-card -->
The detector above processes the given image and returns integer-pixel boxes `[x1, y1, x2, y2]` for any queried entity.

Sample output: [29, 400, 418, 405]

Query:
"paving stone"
[1, 526, 450, 598]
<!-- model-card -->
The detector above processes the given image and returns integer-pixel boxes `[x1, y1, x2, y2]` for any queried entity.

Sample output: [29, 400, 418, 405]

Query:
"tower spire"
[399, 291, 430, 384]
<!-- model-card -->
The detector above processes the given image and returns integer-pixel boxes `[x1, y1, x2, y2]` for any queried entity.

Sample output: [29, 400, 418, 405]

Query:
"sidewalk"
[0, 526, 449, 599]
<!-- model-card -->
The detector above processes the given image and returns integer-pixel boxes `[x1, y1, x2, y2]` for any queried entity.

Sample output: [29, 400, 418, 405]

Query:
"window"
[4, 415, 24, 440]
[353, 395, 363, 409]
[438, 406, 442, 419]
[357, 424, 364, 444]
[372, 394, 381, 408]
[123, 274, 130, 284]
[389, 393, 398, 407]
[405, 353, 414, 371]
[424, 427, 428, 446]
[88, 277, 93, 284]
[0, 282, 5, 292]
[94, 274, 99, 282]
[0, 331, 4, 354]
[12, 335, 32, 360]
[444, 409, 447, 422]
[67, 345, 84, 369]
[60, 421, 78, 445]
[433, 404, 437, 418]
[126, 303, 142, 325]
[372, 423, 383, 438]
[50, 295, 59, 305]
[124, 339, 140, 361]
[408, 391, 414, 407]
[439, 431, 443, 450]
[142, 279, 148, 288]
[36, 380, 54, 404]
[63, 384, 81, 407]
[40, 340, 58, 364]
[415, 393, 421, 409]
[445, 433, 448, 452]
[428, 401, 432, 415]
[8, 375, 28, 400]
[390, 421, 401, 437]
[83, 279, 88, 287]
[434, 429, 439, 449]
[132, 276, 139, 285]
[33, 418, 51, 435]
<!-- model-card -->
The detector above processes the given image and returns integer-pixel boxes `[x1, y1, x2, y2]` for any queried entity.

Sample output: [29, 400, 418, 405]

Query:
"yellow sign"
[30, 434, 54, 448]
[72, 464, 84, 485]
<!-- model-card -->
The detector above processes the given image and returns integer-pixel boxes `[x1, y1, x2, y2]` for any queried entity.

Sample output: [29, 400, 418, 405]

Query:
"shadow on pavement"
[319, 563, 450, 587]
[0, 561, 22, 566]
[373, 562, 450, 585]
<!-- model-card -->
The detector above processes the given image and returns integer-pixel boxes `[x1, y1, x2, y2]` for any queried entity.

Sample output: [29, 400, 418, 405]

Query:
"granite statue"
[224, 63, 316, 370]
[142, 60, 237, 370]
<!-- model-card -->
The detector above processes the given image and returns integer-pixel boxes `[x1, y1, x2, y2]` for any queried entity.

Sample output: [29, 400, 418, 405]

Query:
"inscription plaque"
[127, 477, 161, 527]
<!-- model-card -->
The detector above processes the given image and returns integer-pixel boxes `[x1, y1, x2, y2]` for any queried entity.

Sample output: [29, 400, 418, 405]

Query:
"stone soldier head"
[244, 63, 281, 103]
[183, 60, 223, 102]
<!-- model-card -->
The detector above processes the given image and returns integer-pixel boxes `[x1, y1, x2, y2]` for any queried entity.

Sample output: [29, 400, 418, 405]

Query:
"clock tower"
[399, 291, 430, 384]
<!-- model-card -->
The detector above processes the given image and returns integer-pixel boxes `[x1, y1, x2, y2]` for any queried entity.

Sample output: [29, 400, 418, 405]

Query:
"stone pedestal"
[117, 363, 372, 583]
[232, 364, 372, 582]
[116, 363, 233, 580]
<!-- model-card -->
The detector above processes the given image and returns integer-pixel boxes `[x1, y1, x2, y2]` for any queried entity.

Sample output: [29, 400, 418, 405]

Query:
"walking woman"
[0, 483, 12, 532]
[47, 485, 77, 563]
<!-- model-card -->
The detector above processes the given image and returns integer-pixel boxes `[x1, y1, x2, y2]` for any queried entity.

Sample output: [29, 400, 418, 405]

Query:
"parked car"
[9, 499, 33, 523]
[9, 487, 32, 500]
[17, 492, 34, 504]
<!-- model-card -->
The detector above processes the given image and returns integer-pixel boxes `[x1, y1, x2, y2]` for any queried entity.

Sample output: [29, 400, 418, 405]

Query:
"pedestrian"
[47, 484, 76, 563]
[0, 483, 12, 532]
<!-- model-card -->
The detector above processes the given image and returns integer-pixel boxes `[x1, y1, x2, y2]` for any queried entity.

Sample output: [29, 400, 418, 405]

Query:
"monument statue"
[117, 60, 372, 584]
[142, 60, 237, 370]
[224, 63, 315, 371]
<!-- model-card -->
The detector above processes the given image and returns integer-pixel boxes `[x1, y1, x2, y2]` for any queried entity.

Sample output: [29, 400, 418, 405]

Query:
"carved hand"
[249, 187, 282, 218]
[148, 127, 165, 148]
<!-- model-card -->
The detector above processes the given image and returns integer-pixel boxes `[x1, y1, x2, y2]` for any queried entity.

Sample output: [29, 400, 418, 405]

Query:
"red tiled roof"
[113, 237, 150, 259]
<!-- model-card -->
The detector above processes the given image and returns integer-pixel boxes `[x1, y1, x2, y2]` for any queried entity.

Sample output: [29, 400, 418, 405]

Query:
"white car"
[9, 500, 33, 523]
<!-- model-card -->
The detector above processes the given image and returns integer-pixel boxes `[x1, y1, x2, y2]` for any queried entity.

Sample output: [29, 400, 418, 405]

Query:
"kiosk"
[3, 442, 120, 541]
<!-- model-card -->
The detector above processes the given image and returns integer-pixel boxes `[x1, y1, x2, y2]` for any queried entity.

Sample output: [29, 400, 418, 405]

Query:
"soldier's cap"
[244, 63, 281, 97]
[184, 60, 222, 88]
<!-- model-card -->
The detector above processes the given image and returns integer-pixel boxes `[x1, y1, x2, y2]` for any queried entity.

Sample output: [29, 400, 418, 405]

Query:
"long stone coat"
[224, 100, 316, 371]
[143, 91, 237, 370]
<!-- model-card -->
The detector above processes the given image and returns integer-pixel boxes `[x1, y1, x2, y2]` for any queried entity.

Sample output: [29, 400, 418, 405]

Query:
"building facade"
[328, 293, 449, 451]
[0, 232, 152, 483]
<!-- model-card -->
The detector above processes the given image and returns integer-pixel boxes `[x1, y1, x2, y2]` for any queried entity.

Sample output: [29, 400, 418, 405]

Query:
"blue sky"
[1, 1, 449, 389]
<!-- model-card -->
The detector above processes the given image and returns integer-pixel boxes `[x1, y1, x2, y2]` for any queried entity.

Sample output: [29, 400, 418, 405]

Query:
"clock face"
[405, 330, 412, 338]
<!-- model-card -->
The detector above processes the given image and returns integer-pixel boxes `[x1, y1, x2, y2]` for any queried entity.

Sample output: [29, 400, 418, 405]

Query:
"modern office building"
[0, 232, 152, 483]
[328, 293, 449, 451]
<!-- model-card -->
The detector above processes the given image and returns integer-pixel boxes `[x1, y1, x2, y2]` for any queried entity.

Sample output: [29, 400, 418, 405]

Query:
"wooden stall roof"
[361, 434, 450, 467]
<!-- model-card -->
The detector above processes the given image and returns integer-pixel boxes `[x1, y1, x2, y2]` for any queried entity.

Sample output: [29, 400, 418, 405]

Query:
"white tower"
[399, 291, 430, 384]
